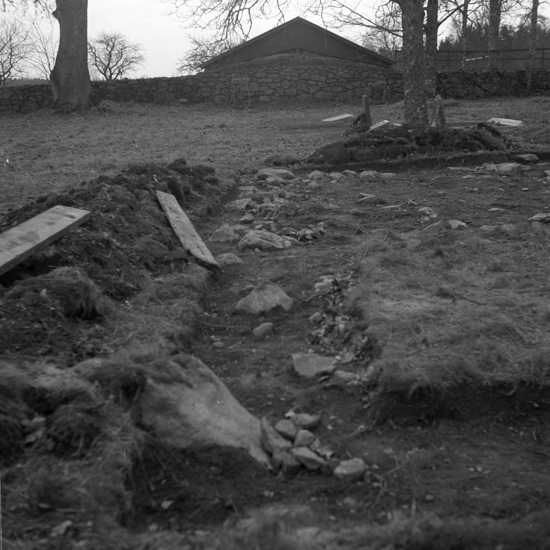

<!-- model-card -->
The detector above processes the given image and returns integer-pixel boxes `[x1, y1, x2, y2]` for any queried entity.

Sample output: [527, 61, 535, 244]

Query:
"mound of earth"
[307, 123, 509, 165]
[0, 159, 233, 364]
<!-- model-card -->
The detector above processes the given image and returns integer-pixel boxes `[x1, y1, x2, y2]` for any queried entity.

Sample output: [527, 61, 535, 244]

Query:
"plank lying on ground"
[0, 205, 91, 276]
[156, 190, 220, 270]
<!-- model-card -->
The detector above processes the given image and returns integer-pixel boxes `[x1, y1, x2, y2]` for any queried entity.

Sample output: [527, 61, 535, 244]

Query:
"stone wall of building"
[2, 63, 550, 113]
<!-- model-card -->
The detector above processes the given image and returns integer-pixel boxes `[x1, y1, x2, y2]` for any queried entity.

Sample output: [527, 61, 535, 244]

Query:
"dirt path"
[126, 159, 550, 547]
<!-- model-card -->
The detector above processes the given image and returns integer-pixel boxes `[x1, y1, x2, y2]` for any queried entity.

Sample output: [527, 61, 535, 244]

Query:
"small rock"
[356, 193, 378, 205]
[483, 162, 523, 174]
[258, 168, 296, 180]
[290, 413, 322, 430]
[307, 181, 320, 190]
[274, 419, 298, 440]
[380, 172, 397, 179]
[329, 172, 345, 181]
[261, 417, 292, 455]
[271, 450, 302, 475]
[343, 170, 356, 176]
[209, 224, 240, 243]
[225, 198, 252, 212]
[418, 206, 437, 219]
[239, 213, 255, 224]
[308, 170, 325, 180]
[238, 230, 294, 251]
[294, 429, 316, 447]
[235, 282, 293, 315]
[424, 493, 435, 502]
[216, 253, 244, 267]
[448, 219, 467, 229]
[309, 311, 323, 324]
[529, 212, 550, 223]
[514, 153, 539, 164]
[321, 458, 341, 476]
[292, 352, 336, 378]
[333, 458, 366, 481]
[290, 446, 326, 470]
[359, 170, 379, 179]
[252, 322, 274, 339]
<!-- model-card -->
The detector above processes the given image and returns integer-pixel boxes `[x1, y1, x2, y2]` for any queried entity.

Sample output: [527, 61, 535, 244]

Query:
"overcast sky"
[87, 0, 313, 78]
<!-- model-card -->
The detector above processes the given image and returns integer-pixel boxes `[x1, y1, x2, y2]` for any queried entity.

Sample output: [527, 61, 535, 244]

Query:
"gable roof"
[201, 17, 394, 70]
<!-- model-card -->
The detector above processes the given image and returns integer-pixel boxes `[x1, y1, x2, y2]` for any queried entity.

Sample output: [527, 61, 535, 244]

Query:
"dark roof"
[201, 17, 394, 70]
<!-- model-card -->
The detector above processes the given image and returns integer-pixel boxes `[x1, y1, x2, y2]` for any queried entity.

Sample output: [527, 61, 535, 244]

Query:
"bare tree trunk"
[425, 0, 438, 97]
[50, 0, 91, 112]
[527, 0, 539, 90]
[397, 0, 428, 129]
[487, 0, 501, 69]
[460, 0, 470, 68]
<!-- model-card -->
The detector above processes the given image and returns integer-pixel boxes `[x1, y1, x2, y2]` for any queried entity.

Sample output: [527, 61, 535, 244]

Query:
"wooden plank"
[156, 191, 220, 270]
[322, 114, 354, 122]
[0, 205, 91, 276]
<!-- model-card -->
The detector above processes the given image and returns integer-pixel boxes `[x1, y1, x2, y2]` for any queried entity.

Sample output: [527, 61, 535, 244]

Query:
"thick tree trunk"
[398, 0, 428, 129]
[527, 0, 539, 90]
[50, 0, 91, 112]
[424, 0, 438, 97]
[487, 0, 501, 70]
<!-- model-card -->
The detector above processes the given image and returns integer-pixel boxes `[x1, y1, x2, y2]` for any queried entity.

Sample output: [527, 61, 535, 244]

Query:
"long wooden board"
[0, 205, 91, 276]
[156, 191, 220, 270]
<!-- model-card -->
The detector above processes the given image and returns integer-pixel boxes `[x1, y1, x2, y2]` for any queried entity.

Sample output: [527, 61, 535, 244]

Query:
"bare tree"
[0, 18, 30, 86]
[88, 31, 145, 80]
[24, 14, 58, 79]
[526, 0, 539, 88]
[176, 35, 241, 74]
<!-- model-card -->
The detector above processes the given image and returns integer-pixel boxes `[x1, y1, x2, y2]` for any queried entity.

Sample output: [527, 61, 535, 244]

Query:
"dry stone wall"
[3, 66, 550, 113]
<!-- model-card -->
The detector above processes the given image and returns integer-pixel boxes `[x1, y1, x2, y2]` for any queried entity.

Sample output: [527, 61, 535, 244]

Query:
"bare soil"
[2, 97, 550, 549]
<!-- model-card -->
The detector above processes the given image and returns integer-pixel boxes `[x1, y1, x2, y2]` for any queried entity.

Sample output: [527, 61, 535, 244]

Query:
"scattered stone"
[482, 162, 523, 174]
[501, 223, 518, 235]
[274, 419, 298, 441]
[239, 213, 255, 224]
[309, 311, 323, 324]
[208, 224, 240, 243]
[279, 201, 300, 215]
[271, 450, 302, 475]
[252, 322, 274, 340]
[418, 206, 437, 219]
[380, 172, 397, 179]
[225, 198, 252, 212]
[290, 446, 326, 470]
[292, 352, 336, 378]
[235, 281, 293, 315]
[356, 193, 378, 205]
[238, 230, 294, 251]
[308, 170, 325, 180]
[290, 413, 322, 430]
[448, 219, 467, 229]
[329, 172, 345, 181]
[294, 429, 316, 447]
[321, 458, 341, 476]
[359, 170, 379, 179]
[306, 181, 320, 190]
[488, 208, 505, 212]
[529, 213, 550, 223]
[424, 493, 435, 502]
[514, 153, 539, 164]
[257, 168, 296, 180]
[261, 418, 293, 455]
[333, 458, 367, 481]
[343, 170, 356, 176]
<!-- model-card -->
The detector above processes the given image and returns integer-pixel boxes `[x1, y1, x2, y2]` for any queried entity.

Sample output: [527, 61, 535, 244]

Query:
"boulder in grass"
[333, 458, 366, 481]
[139, 354, 270, 466]
[291, 353, 336, 378]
